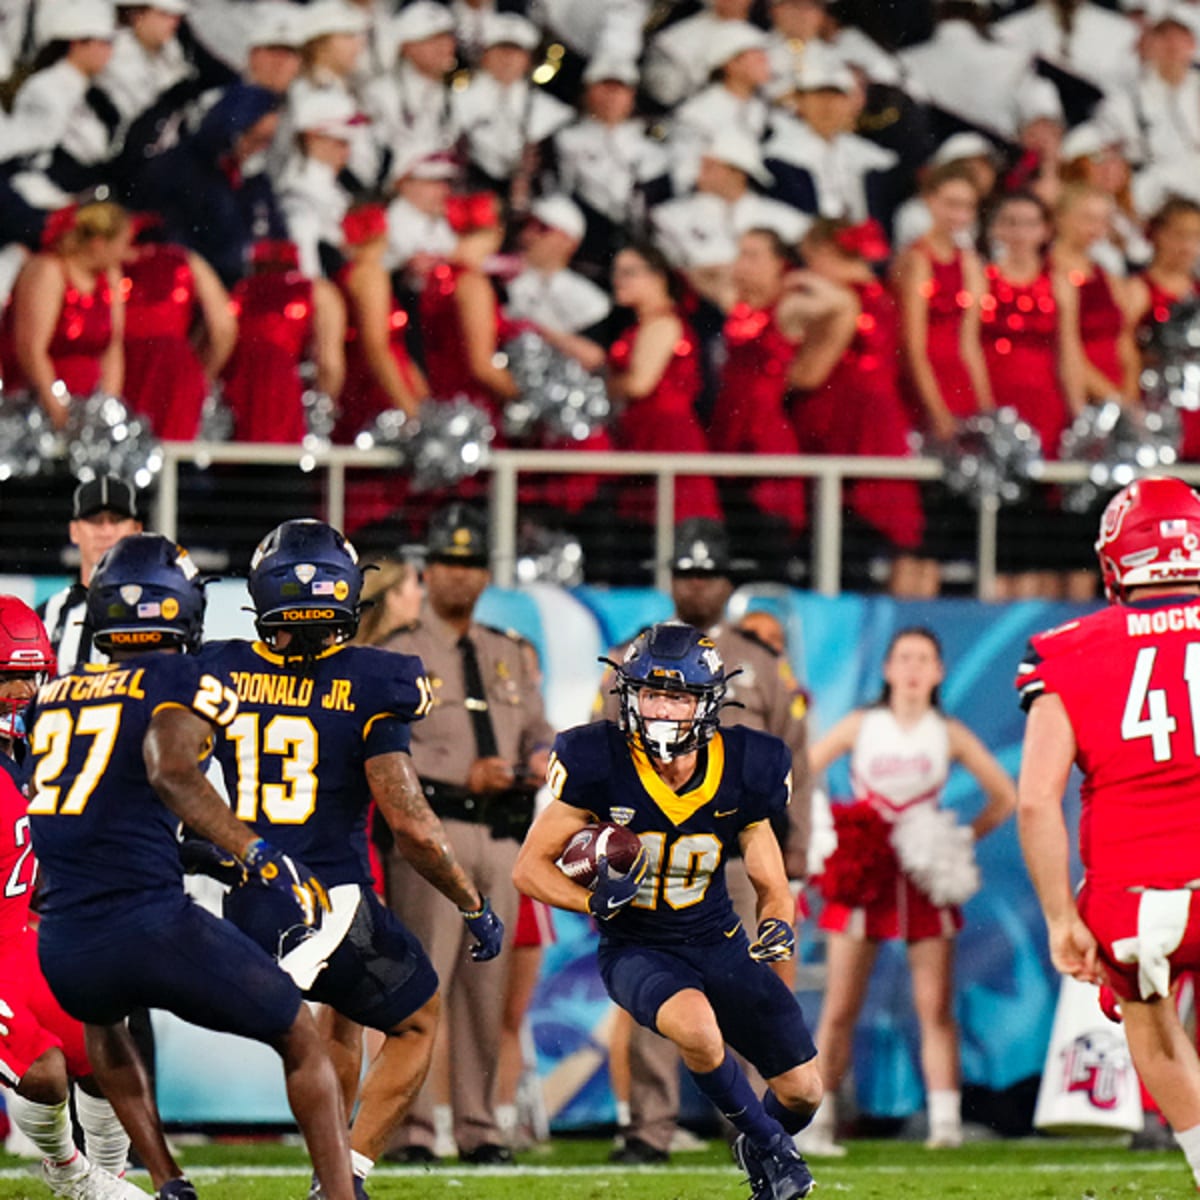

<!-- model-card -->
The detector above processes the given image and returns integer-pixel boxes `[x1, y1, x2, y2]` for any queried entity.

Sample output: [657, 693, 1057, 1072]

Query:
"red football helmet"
[1095, 476, 1200, 602]
[0, 596, 55, 739]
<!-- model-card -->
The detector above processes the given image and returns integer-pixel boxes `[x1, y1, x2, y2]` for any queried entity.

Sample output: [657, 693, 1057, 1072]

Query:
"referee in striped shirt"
[38, 476, 143, 675]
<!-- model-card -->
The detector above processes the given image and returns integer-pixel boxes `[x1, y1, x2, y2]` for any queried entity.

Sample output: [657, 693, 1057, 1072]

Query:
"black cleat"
[458, 1145, 514, 1165]
[609, 1137, 670, 1165]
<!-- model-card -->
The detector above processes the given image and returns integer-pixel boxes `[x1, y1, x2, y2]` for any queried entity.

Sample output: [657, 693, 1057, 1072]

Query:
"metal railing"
[149, 443, 1200, 598]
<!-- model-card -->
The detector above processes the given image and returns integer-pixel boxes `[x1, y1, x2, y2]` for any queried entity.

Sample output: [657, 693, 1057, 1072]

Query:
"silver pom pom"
[936, 407, 1044, 507]
[198, 389, 235, 443]
[502, 332, 611, 444]
[301, 389, 338, 450]
[1058, 400, 1181, 514]
[358, 397, 495, 491]
[64, 393, 165, 490]
[515, 525, 585, 587]
[0, 395, 55, 481]
[1141, 298, 1200, 414]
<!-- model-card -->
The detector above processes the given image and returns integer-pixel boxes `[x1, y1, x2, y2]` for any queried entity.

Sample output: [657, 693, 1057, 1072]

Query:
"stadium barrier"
[147, 444, 1200, 598]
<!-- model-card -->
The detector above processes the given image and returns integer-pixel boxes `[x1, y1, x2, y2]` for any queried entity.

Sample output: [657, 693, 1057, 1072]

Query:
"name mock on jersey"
[1127, 606, 1200, 636]
[228, 671, 357, 713]
[39, 668, 146, 704]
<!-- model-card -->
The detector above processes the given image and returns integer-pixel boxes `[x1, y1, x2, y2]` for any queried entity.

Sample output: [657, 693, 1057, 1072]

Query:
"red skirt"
[124, 336, 208, 440]
[819, 873, 962, 942]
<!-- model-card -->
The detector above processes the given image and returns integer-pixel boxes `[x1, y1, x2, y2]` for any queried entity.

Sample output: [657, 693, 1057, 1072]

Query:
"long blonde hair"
[353, 558, 419, 646]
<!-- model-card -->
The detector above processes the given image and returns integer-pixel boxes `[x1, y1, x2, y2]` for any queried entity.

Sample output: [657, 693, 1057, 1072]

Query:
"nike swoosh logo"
[724, 922, 742, 939]
[714, 808, 738, 818]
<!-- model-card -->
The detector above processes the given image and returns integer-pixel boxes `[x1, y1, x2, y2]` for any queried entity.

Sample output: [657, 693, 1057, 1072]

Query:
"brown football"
[558, 822, 643, 891]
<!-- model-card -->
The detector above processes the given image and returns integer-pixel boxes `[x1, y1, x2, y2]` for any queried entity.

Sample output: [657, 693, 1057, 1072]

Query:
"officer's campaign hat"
[670, 519, 732, 577]
[426, 503, 489, 568]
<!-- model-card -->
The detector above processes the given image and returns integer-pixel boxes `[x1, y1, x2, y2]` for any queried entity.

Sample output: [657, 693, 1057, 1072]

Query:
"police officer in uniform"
[595, 517, 812, 1164]
[39, 476, 143, 675]
[381, 502, 554, 1164]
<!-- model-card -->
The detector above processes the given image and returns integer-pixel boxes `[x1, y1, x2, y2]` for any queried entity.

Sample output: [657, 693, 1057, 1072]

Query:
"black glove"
[179, 837, 246, 887]
[241, 838, 330, 927]
[748, 917, 795, 963]
[587, 849, 648, 921]
[461, 897, 504, 962]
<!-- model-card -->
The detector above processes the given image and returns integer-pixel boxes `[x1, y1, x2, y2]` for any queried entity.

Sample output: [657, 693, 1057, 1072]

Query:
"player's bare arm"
[1016, 693, 1100, 984]
[512, 799, 594, 914]
[948, 719, 1017, 840]
[739, 820, 794, 928]
[144, 706, 258, 861]
[365, 749, 483, 912]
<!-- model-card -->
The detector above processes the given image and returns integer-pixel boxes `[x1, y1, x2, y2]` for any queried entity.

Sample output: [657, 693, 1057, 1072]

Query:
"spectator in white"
[534, 0, 649, 69]
[243, 3, 304, 93]
[765, 0, 825, 100]
[384, 146, 457, 282]
[1095, 9, 1200, 170]
[0, 0, 32, 83]
[671, 23, 773, 179]
[97, 0, 191, 126]
[362, 2, 457, 164]
[643, 0, 755, 109]
[898, 1, 1044, 143]
[273, 0, 374, 188]
[554, 55, 670, 236]
[185, 0, 302, 85]
[814, 0, 905, 87]
[277, 88, 361, 278]
[651, 131, 810, 303]
[893, 132, 1000, 250]
[451, 14, 573, 194]
[993, 0, 1141, 100]
[8, 0, 116, 210]
[451, 0, 500, 66]
[507, 195, 611, 368]
[38, 477, 143, 673]
[344, 0, 399, 81]
[764, 53, 899, 224]
[1059, 121, 1151, 269]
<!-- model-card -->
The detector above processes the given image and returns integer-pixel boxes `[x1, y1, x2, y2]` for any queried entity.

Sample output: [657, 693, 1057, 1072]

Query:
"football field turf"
[1, 1137, 1196, 1199]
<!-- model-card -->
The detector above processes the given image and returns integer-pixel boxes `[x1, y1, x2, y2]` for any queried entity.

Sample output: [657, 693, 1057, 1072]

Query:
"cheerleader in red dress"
[0, 203, 129, 429]
[1051, 185, 1139, 403]
[803, 628, 1015, 1155]
[708, 229, 809, 537]
[797, 220, 933, 597]
[980, 193, 1086, 598]
[1128, 198, 1200, 458]
[221, 241, 346, 444]
[334, 205, 429, 536]
[418, 192, 519, 429]
[892, 164, 993, 441]
[607, 243, 721, 525]
[121, 237, 236, 440]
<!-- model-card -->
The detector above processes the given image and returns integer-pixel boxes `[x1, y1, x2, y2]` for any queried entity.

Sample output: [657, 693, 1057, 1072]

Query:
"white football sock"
[350, 1150, 373, 1181]
[615, 1101, 631, 1130]
[5, 1093, 76, 1166]
[1174, 1122, 1200, 1187]
[74, 1088, 131, 1177]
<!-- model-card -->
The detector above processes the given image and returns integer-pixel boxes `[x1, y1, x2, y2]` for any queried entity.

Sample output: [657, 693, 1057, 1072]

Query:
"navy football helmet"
[609, 621, 729, 761]
[248, 520, 363, 652]
[86, 534, 206, 654]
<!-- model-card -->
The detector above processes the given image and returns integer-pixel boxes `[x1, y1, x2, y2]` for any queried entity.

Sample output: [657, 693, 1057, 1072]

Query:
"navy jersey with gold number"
[549, 722, 792, 946]
[27, 654, 239, 917]
[199, 640, 432, 887]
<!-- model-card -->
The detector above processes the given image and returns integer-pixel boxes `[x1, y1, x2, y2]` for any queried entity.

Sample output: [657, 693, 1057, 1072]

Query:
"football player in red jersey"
[0, 596, 141, 1200]
[1017, 476, 1200, 1189]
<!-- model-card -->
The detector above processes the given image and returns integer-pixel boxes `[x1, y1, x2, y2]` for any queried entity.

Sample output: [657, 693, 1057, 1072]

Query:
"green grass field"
[1, 1137, 1196, 1200]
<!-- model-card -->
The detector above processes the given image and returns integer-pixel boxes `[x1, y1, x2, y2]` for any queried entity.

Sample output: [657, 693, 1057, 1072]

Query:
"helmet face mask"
[248, 520, 363, 659]
[1095, 477, 1200, 602]
[86, 535, 207, 655]
[0, 597, 55, 740]
[611, 622, 727, 763]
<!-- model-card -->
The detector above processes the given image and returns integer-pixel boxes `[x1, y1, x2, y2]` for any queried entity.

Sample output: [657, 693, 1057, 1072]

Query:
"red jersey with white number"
[1017, 596, 1200, 889]
[0, 765, 34, 942]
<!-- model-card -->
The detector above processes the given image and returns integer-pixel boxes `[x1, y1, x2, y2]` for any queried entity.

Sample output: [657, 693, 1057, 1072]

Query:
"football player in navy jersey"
[0, 596, 142, 1200]
[26, 535, 357, 1200]
[514, 622, 823, 1200]
[198, 520, 503, 1199]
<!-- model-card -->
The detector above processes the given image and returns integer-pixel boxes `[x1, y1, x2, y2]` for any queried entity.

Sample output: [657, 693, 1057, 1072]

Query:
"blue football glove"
[748, 917, 795, 963]
[241, 838, 330, 927]
[461, 897, 504, 962]
[179, 836, 246, 887]
[588, 848, 649, 921]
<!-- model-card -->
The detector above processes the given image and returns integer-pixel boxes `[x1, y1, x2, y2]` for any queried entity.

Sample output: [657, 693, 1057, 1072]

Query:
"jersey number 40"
[632, 833, 722, 911]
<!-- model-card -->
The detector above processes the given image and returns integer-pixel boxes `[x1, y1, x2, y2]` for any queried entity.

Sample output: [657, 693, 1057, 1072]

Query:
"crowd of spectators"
[1, 0, 1199, 595]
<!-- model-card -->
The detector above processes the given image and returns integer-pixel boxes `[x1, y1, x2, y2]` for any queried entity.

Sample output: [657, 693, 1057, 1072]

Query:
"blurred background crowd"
[2, 0, 1200, 594]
